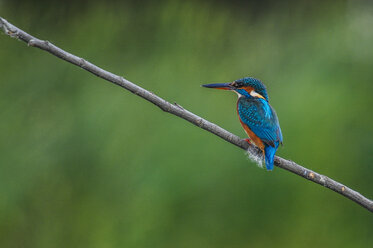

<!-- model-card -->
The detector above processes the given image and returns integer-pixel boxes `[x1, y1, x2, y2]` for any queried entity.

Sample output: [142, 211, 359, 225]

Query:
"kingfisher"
[202, 77, 283, 170]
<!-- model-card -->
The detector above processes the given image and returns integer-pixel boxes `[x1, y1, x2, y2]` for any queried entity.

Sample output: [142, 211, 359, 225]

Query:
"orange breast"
[239, 118, 265, 152]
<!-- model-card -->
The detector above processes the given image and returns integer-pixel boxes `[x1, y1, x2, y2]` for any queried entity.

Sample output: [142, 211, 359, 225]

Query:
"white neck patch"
[250, 90, 265, 99]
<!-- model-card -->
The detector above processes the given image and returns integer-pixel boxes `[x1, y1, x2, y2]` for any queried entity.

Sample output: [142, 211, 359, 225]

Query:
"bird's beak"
[201, 83, 233, 90]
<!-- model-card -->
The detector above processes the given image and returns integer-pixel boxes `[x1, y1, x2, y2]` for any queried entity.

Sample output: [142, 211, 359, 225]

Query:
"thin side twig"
[1, 17, 372, 212]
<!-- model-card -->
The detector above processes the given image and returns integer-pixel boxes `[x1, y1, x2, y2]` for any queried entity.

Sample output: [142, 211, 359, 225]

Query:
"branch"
[1, 17, 372, 213]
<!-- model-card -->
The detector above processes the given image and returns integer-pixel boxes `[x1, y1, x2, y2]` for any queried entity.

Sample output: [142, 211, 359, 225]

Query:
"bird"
[202, 77, 283, 170]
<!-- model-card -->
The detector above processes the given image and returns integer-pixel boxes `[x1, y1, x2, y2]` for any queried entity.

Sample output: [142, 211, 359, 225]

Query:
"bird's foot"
[245, 138, 252, 144]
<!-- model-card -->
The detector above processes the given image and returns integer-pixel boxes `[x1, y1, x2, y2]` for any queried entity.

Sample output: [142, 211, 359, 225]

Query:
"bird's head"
[202, 77, 269, 101]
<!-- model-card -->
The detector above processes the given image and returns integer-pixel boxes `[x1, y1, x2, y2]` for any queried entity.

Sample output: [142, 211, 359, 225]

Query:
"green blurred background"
[1, 0, 373, 247]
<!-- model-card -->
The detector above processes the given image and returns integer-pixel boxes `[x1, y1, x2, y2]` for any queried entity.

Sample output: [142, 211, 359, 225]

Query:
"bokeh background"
[1, 0, 373, 247]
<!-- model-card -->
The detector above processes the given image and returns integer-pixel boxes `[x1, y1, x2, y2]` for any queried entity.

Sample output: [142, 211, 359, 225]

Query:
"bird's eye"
[230, 81, 239, 88]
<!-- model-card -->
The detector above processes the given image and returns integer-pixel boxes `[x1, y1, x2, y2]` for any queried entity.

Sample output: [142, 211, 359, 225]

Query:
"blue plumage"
[238, 95, 282, 170]
[238, 98, 282, 147]
[202, 77, 283, 170]
[236, 77, 269, 101]
[264, 145, 278, 170]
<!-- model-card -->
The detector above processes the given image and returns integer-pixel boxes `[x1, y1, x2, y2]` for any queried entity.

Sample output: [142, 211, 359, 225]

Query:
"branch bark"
[1, 17, 372, 212]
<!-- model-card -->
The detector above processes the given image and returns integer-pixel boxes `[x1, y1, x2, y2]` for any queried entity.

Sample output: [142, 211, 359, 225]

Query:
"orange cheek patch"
[240, 86, 265, 99]
[241, 86, 254, 92]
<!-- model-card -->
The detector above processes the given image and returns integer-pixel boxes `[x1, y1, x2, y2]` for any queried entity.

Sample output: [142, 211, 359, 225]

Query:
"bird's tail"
[264, 145, 277, 171]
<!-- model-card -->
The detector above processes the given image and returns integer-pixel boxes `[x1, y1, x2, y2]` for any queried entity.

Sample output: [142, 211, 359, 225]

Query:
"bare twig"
[1, 17, 372, 212]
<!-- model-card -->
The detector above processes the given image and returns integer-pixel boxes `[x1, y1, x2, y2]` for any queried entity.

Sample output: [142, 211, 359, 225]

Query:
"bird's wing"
[238, 98, 282, 147]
